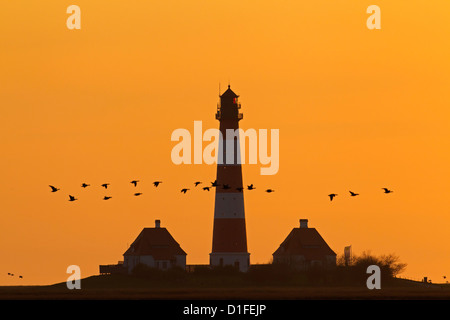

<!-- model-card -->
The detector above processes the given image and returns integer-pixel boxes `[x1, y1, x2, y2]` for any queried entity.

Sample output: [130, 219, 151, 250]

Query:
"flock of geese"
[49, 180, 276, 202]
[48, 180, 394, 202]
[328, 188, 393, 201]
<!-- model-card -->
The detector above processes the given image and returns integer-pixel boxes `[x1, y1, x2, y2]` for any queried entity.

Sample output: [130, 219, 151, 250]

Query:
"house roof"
[123, 227, 187, 260]
[273, 227, 336, 260]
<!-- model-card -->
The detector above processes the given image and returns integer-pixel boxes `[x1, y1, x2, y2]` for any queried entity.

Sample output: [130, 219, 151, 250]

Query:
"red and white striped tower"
[210, 85, 250, 272]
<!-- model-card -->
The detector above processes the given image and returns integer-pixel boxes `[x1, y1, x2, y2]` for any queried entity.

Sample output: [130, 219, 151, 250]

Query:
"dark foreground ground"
[1, 275, 450, 299]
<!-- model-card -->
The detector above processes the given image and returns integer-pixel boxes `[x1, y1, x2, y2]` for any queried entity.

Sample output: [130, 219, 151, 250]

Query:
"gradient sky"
[1, 1, 450, 285]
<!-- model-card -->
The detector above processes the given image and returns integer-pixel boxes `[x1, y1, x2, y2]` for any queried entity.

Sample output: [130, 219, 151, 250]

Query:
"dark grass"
[1, 266, 450, 300]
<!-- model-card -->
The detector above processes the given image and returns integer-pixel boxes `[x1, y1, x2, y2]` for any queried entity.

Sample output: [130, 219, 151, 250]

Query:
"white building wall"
[175, 255, 186, 269]
[140, 255, 155, 268]
[124, 255, 155, 274]
[124, 255, 188, 273]
[273, 254, 336, 270]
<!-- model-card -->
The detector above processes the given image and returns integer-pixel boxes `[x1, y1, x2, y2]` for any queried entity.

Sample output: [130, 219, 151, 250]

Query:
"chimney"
[300, 219, 308, 228]
[155, 220, 161, 228]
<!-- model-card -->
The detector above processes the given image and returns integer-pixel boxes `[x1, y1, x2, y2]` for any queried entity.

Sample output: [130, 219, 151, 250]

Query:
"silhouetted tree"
[336, 251, 407, 285]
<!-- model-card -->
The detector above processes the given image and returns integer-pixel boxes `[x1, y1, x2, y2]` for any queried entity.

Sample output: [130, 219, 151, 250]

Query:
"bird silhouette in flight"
[222, 184, 231, 190]
[181, 188, 189, 194]
[68, 195, 78, 202]
[236, 187, 244, 192]
[81, 183, 90, 188]
[265, 189, 275, 193]
[49, 185, 60, 192]
[247, 184, 256, 190]
[153, 181, 162, 187]
[328, 194, 338, 201]
[194, 181, 202, 187]
[134, 192, 142, 196]
[101, 183, 110, 189]
[211, 180, 219, 187]
[19, 275, 23, 279]
[203, 187, 210, 191]
[103, 196, 112, 200]
[130, 180, 139, 187]
[382, 188, 393, 194]
[349, 191, 359, 197]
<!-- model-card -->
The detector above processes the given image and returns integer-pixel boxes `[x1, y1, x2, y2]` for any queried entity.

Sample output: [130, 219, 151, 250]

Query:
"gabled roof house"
[273, 219, 336, 270]
[99, 220, 186, 275]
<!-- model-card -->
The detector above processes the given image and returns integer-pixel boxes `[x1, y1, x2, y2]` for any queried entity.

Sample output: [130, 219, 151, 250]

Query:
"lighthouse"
[210, 85, 250, 272]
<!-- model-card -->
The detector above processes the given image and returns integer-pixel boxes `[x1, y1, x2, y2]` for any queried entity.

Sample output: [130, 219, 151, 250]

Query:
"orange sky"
[1, 1, 450, 285]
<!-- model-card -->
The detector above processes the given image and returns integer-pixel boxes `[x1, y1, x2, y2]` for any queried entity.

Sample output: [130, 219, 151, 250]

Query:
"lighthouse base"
[209, 252, 250, 272]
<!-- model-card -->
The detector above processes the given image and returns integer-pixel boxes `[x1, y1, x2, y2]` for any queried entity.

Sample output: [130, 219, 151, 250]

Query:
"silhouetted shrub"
[132, 263, 162, 279]
[209, 265, 241, 276]
[246, 264, 296, 284]
[131, 263, 187, 283]
[164, 266, 188, 282]
[305, 265, 329, 285]
[191, 265, 213, 276]
[335, 251, 407, 286]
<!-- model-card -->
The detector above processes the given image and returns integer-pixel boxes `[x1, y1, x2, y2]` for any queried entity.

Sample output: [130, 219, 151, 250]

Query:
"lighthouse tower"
[210, 85, 250, 272]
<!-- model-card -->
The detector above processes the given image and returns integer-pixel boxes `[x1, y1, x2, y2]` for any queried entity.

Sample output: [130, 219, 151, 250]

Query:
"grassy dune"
[1, 275, 450, 299]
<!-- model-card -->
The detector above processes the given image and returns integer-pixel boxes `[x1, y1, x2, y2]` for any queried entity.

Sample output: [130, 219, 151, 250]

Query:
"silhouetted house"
[99, 220, 187, 275]
[272, 219, 336, 270]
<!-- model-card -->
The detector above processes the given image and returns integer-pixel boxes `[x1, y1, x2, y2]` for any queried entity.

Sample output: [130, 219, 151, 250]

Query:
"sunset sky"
[1, 1, 450, 285]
